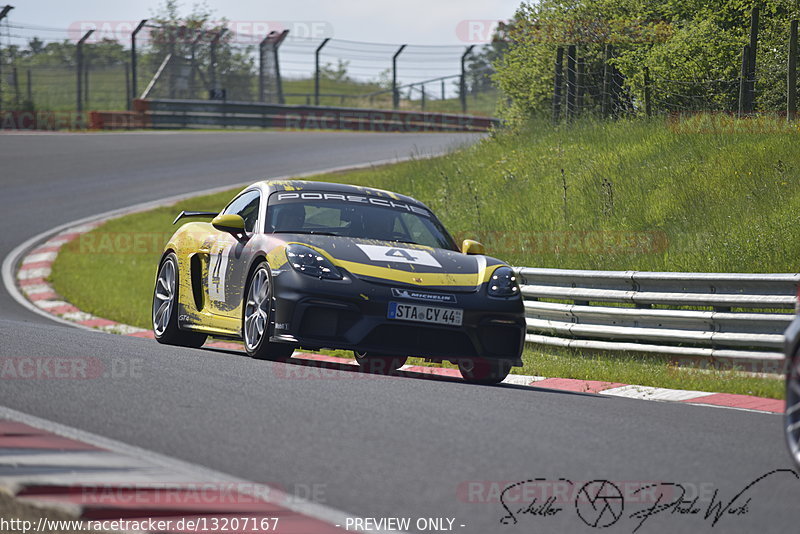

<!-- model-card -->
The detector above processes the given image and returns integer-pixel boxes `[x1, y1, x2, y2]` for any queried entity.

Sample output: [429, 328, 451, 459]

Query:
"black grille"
[362, 324, 476, 357]
[299, 307, 359, 340]
[478, 325, 522, 358]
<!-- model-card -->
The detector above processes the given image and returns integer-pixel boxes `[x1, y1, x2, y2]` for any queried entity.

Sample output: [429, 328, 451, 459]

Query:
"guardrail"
[112, 99, 499, 133]
[514, 268, 799, 373]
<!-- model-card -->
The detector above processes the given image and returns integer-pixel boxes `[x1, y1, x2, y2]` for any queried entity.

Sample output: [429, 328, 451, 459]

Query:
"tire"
[354, 351, 408, 374]
[152, 253, 207, 348]
[243, 262, 296, 361]
[458, 358, 511, 385]
[786, 351, 800, 468]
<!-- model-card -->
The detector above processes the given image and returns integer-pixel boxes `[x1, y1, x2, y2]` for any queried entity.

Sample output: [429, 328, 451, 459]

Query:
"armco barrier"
[129, 98, 499, 132]
[515, 267, 799, 372]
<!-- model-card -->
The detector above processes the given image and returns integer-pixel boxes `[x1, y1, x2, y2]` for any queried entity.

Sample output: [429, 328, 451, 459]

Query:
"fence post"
[189, 31, 204, 99]
[392, 44, 407, 110]
[746, 6, 759, 113]
[258, 34, 268, 102]
[602, 44, 613, 117]
[552, 47, 564, 123]
[576, 57, 584, 117]
[130, 20, 147, 102]
[460, 45, 474, 113]
[0, 5, 14, 113]
[739, 44, 749, 117]
[789, 19, 798, 121]
[314, 37, 331, 106]
[566, 45, 576, 120]
[274, 30, 288, 105]
[643, 66, 651, 117]
[12, 65, 19, 107]
[125, 62, 130, 110]
[84, 54, 89, 107]
[76, 29, 94, 115]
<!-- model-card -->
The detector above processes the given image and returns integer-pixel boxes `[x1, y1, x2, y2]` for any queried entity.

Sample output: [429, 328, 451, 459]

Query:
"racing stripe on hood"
[269, 235, 506, 290]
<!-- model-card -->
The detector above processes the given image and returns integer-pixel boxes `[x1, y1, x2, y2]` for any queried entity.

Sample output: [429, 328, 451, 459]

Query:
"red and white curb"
[7, 219, 786, 415]
[0, 406, 365, 533]
[1, 187, 784, 417]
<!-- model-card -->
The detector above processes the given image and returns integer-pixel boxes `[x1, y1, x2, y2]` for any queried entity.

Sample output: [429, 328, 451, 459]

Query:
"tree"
[145, 0, 256, 100]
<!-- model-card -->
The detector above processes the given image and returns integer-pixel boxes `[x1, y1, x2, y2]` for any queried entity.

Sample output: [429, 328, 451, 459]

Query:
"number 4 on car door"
[208, 239, 232, 303]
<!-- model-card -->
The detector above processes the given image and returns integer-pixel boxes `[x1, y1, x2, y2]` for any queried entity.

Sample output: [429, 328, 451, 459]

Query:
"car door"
[206, 189, 262, 318]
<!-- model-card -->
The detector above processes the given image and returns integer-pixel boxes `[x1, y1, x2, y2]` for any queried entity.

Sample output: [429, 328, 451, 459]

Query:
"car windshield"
[267, 191, 458, 251]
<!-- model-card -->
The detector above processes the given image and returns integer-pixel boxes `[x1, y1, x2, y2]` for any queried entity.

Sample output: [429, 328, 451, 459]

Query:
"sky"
[6, 0, 523, 46]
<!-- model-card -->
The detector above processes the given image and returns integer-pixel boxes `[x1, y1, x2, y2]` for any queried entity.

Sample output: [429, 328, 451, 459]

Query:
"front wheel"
[354, 352, 408, 374]
[458, 358, 511, 385]
[152, 253, 207, 348]
[786, 351, 800, 468]
[243, 263, 296, 361]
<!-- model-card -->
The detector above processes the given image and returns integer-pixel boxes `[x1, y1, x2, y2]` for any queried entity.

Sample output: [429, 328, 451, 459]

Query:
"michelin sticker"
[356, 244, 441, 268]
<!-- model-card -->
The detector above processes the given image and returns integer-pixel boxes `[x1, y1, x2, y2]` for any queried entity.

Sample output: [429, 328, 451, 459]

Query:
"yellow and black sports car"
[152, 180, 525, 384]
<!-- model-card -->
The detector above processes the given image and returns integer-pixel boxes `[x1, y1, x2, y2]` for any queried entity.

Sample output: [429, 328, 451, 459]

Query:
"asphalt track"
[0, 130, 796, 533]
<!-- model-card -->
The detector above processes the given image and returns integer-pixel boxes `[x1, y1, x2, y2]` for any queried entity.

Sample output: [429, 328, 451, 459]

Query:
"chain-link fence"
[0, 15, 499, 118]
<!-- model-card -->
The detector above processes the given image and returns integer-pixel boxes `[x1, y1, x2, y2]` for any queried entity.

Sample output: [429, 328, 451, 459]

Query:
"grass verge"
[50, 117, 797, 399]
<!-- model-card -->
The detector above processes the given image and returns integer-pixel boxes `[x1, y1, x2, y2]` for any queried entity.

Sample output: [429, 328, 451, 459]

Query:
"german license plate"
[388, 302, 463, 326]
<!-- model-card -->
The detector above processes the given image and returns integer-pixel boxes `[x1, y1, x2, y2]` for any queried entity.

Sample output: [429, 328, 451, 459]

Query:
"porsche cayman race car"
[152, 180, 526, 384]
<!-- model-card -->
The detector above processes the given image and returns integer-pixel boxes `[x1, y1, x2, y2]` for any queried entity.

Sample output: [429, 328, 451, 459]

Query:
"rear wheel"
[458, 358, 511, 385]
[152, 253, 207, 348]
[354, 351, 408, 374]
[244, 263, 296, 361]
[786, 351, 800, 468]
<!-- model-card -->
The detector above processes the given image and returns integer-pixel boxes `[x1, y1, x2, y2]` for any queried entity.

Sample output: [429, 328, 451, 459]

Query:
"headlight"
[488, 266, 519, 297]
[285, 244, 342, 280]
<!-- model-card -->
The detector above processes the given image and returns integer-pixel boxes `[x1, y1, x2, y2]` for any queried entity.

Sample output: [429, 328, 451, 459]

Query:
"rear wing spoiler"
[173, 211, 218, 225]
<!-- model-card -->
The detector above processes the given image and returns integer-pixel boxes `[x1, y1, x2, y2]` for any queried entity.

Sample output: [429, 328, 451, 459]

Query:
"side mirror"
[461, 239, 486, 255]
[212, 214, 246, 234]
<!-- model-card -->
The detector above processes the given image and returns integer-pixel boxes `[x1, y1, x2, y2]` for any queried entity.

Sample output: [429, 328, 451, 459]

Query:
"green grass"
[50, 116, 800, 399]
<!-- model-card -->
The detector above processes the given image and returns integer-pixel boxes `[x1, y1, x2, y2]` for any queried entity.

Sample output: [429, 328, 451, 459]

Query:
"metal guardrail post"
[392, 45, 407, 110]
[314, 38, 331, 106]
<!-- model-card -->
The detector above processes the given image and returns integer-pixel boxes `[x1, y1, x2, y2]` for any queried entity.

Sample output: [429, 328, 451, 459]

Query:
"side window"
[223, 190, 261, 233]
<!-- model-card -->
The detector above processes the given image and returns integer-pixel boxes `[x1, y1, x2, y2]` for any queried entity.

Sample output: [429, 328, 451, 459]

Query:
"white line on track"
[0, 405, 404, 534]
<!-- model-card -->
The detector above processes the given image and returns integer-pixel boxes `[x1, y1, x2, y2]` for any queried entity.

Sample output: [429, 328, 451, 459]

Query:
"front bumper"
[269, 268, 525, 366]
